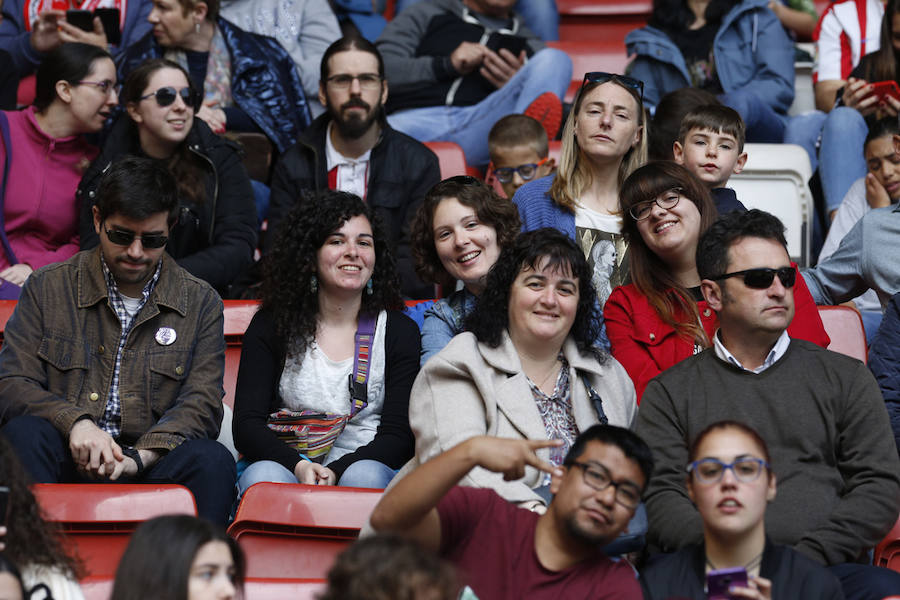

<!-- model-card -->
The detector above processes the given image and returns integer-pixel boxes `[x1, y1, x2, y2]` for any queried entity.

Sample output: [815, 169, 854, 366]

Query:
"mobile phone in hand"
[706, 567, 748, 599]
[65, 9, 94, 32]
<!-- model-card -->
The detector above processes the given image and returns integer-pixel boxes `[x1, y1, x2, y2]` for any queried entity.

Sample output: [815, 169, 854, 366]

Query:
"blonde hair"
[549, 80, 648, 212]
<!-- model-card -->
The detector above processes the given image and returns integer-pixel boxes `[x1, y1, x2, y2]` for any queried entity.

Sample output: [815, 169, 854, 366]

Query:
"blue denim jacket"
[420, 287, 476, 367]
[624, 0, 795, 113]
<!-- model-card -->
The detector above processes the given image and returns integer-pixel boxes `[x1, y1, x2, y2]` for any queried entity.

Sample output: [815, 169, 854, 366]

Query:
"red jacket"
[604, 264, 831, 402]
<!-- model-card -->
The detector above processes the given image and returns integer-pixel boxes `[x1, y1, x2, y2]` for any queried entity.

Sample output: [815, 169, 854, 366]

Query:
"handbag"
[266, 314, 376, 462]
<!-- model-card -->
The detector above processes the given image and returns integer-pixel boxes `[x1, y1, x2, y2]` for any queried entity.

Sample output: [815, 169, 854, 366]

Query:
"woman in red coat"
[605, 161, 829, 402]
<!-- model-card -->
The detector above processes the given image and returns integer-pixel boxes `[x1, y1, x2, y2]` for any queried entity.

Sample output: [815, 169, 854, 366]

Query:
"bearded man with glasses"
[636, 209, 900, 599]
[0, 156, 237, 525]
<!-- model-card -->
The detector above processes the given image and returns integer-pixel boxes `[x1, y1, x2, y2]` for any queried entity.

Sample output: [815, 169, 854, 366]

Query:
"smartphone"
[868, 80, 900, 103]
[0, 485, 9, 528]
[706, 567, 748, 599]
[485, 32, 529, 57]
[94, 7, 121, 45]
[65, 9, 94, 32]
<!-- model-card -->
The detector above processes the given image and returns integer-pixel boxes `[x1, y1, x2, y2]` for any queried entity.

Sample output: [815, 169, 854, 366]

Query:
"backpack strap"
[348, 312, 377, 417]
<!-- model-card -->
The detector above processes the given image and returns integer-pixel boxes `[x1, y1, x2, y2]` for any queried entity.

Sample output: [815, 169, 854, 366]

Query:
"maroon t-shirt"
[437, 487, 642, 599]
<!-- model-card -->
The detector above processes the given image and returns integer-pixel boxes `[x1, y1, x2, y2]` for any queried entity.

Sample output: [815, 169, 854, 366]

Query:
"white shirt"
[325, 122, 372, 200]
[713, 329, 791, 373]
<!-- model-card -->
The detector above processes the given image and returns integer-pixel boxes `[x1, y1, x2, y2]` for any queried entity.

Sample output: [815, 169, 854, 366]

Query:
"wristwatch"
[122, 446, 145, 476]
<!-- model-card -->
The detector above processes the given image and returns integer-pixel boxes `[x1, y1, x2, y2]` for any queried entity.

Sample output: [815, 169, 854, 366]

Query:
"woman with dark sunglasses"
[0, 42, 116, 299]
[77, 58, 257, 296]
[513, 72, 648, 312]
[604, 162, 829, 402]
[640, 420, 843, 599]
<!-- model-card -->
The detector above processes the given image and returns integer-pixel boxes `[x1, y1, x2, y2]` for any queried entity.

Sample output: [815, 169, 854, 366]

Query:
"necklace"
[706, 550, 763, 574]
[530, 358, 561, 393]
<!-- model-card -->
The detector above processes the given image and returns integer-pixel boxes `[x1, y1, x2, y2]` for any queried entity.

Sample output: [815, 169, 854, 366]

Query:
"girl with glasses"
[77, 58, 257, 297]
[605, 162, 829, 401]
[640, 420, 843, 599]
[513, 72, 648, 312]
[0, 42, 116, 298]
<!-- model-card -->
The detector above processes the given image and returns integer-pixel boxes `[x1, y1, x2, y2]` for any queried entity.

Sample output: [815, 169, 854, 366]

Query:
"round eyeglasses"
[628, 188, 682, 221]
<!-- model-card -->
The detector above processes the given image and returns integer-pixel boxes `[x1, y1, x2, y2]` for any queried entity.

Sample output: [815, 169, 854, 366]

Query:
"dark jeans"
[829, 563, 900, 600]
[1, 415, 236, 525]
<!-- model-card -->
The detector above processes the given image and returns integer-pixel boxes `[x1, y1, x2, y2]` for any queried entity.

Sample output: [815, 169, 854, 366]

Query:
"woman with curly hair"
[403, 228, 637, 512]
[232, 190, 419, 493]
[0, 437, 83, 599]
[411, 176, 521, 366]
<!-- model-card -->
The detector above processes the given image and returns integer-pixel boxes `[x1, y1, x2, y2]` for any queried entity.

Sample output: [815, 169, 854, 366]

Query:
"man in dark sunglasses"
[635, 209, 900, 599]
[0, 156, 237, 526]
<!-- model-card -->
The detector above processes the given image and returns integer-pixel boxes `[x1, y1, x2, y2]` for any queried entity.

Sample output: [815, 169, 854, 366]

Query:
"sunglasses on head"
[714, 267, 796, 289]
[580, 72, 644, 102]
[139, 86, 202, 111]
[105, 227, 169, 249]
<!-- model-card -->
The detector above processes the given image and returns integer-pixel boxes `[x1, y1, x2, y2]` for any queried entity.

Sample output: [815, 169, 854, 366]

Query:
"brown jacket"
[0, 248, 225, 452]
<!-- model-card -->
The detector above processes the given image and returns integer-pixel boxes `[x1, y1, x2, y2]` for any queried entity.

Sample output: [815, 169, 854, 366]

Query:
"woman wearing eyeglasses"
[115, 0, 310, 153]
[513, 72, 648, 311]
[0, 42, 117, 298]
[605, 162, 829, 402]
[77, 58, 257, 296]
[410, 176, 521, 366]
[640, 420, 843, 599]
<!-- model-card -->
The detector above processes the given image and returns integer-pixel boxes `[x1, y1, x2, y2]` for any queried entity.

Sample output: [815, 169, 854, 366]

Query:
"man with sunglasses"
[0, 157, 237, 525]
[636, 209, 900, 599]
[370, 424, 652, 599]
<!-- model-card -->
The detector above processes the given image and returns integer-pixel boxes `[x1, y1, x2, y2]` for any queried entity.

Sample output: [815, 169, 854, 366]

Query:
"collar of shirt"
[324, 121, 373, 173]
[713, 329, 791, 374]
[100, 254, 163, 308]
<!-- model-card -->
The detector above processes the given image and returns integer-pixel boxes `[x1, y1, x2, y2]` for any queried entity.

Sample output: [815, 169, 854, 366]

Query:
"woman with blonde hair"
[513, 72, 648, 309]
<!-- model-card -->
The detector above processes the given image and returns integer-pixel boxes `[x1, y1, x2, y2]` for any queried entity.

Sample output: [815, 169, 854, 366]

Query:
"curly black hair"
[261, 190, 403, 357]
[0, 436, 82, 578]
[465, 228, 605, 359]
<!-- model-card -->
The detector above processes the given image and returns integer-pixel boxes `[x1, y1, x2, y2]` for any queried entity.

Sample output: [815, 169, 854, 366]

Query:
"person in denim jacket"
[0, 157, 236, 525]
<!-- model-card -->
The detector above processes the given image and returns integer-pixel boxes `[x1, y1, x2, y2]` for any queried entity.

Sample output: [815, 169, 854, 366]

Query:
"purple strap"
[348, 313, 377, 416]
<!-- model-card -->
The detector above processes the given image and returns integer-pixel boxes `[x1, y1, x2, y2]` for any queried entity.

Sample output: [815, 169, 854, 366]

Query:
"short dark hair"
[411, 176, 521, 285]
[465, 228, 604, 358]
[677, 104, 746, 153]
[564, 424, 654, 490]
[320, 35, 385, 82]
[648, 88, 721, 161]
[865, 116, 900, 147]
[34, 42, 113, 111]
[488, 114, 549, 159]
[95, 157, 180, 227]
[111, 515, 245, 600]
[696, 209, 788, 281]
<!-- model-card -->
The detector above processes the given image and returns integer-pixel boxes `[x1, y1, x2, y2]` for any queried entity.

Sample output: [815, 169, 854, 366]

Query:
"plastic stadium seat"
[34, 484, 197, 577]
[875, 513, 900, 574]
[228, 482, 382, 579]
[547, 41, 632, 103]
[818, 305, 868, 363]
[246, 578, 327, 599]
[425, 141, 470, 179]
[0, 299, 16, 346]
[728, 143, 814, 266]
[222, 300, 260, 409]
[225, 132, 274, 183]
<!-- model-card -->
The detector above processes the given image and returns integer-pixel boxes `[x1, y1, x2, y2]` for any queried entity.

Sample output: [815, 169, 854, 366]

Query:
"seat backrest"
[246, 578, 327, 599]
[0, 299, 17, 345]
[223, 300, 260, 341]
[817, 305, 868, 363]
[424, 141, 469, 179]
[875, 511, 900, 572]
[729, 143, 813, 266]
[34, 484, 197, 525]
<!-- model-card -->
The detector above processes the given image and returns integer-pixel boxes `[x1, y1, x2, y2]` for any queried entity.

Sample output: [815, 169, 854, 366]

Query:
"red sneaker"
[523, 92, 563, 140]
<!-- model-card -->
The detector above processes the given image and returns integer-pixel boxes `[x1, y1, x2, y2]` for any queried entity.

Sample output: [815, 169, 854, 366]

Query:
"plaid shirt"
[527, 355, 578, 483]
[96, 257, 163, 438]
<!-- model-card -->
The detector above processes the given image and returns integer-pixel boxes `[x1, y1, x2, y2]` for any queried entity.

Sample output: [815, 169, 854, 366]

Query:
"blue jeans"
[718, 89, 787, 143]
[819, 107, 868, 213]
[784, 110, 827, 172]
[236, 458, 397, 501]
[387, 48, 571, 166]
[393, 0, 559, 41]
[1, 415, 237, 525]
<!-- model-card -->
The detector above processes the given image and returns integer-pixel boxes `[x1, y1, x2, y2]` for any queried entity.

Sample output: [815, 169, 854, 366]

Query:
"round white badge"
[155, 327, 177, 346]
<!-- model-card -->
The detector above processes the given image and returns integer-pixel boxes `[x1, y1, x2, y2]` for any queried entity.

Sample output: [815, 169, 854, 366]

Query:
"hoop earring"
[310, 274, 318, 294]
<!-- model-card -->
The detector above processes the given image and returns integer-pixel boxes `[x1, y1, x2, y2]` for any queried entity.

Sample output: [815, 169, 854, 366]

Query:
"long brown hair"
[619, 161, 718, 346]
[549, 78, 648, 212]
[863, 0, 900, 83]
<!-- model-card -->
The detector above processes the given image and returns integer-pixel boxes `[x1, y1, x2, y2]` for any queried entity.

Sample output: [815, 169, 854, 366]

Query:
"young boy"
[673, 105, 748, 214]
[488, 114, 556, 199]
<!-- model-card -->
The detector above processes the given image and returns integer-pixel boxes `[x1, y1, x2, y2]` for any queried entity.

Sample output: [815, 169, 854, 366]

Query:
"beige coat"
[406, 331, 638, 506]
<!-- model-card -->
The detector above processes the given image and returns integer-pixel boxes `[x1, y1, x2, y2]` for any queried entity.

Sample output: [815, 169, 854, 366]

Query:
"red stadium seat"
[547, 41, 633, 103]
[228, 482, 382, 579]
[875, 513, 900, 574]
[424, 141, 470, 179]
[0, 299, 16, 345]
[34, 484, 197, 577]
[80, 575, 326, 598]
[222, 300, 260, 409]
[817, 305, 868, 363]
[80, 576, 113, 600]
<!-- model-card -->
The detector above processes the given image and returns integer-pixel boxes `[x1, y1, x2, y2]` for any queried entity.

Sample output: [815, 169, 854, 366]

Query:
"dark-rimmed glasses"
[628, 188, 682, 221]
[78, 79, 119, 96]
[687, 457, 770, 484]
[569, 461, 642, 508]
[139, 86, 202, 111]
[580, 72, 644, 102]
[104, 225, 169, 249]
[714, 267, 796, 289]
[326, 73, 383, 90]
[493, 157, 549, 183]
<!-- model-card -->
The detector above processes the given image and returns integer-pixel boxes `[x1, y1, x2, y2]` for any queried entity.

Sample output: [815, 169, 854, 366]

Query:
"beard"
[329, 96, 381, 139]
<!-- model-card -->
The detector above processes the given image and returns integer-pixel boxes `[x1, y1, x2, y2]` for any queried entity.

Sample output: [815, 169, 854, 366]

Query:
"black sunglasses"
[139, 86, 202, 111]
[580, 72, 644, 102]
[105, 227, 169, 249]
[714, 267, 796, 289]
